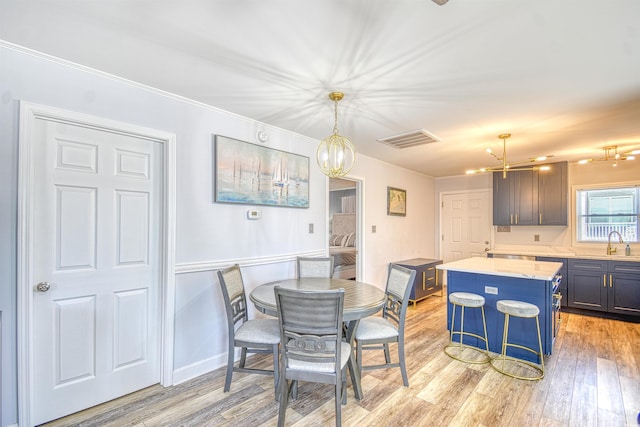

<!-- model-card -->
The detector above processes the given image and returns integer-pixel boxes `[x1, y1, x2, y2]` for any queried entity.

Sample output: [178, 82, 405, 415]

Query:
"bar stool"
[490, 299, 544, 380]
[444, 292, 490, 364]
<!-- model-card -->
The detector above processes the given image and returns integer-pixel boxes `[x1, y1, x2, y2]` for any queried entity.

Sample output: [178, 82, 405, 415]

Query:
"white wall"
[0, 42, 437, 425]
[349, 155, 437, 285]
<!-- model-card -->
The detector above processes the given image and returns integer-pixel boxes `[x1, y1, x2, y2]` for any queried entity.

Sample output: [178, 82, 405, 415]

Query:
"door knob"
[36, 282, 51, 292]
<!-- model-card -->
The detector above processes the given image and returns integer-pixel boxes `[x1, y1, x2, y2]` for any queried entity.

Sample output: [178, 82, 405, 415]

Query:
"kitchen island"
[437, 257, 563, 362]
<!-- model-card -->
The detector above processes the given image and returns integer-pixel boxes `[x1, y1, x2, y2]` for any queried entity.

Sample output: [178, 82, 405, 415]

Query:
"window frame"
[574, 183, 640, 244]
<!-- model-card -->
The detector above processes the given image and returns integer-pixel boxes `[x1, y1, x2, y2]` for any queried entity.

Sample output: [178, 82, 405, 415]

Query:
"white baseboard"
[172, 353, 227, 385]
[171, 348, 255, 386]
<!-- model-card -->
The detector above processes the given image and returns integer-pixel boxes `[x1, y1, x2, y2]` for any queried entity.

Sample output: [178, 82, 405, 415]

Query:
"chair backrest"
[382, 264, 417, 328]
[217, 264, 248, 328]
[274, 287, 345, 375]
[297, 256, 335, 278]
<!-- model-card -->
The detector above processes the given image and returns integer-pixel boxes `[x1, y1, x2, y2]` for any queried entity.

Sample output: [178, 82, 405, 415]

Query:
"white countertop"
[436, 257, 563, 281]
[488, 245, 640, 261]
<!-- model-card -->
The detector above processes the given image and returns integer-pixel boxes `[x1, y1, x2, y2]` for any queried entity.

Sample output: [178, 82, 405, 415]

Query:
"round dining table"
[249, 277, 386, 400]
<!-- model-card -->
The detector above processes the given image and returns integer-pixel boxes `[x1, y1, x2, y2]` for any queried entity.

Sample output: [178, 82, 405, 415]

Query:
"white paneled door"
[29, 116, 163, 424]
[441, 191, 491, 262]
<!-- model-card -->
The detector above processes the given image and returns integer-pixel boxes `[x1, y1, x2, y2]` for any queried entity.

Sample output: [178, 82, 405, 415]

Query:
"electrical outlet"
[485, 286, 498, 295]
[308, 223, 314, 233]
[534, 234, 540, 242]
[372, 225, 377, 233]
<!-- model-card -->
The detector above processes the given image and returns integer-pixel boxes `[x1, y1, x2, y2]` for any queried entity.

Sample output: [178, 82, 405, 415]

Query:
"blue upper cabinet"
[493, 161, 567, 226]
[538, 161, 567, 226]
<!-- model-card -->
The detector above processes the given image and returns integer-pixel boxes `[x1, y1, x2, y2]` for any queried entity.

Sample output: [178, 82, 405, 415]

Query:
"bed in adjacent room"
[329, 213, 357, 279]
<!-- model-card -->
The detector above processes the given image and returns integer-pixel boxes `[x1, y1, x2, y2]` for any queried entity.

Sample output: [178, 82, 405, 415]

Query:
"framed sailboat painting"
[214, 135, 310, 208]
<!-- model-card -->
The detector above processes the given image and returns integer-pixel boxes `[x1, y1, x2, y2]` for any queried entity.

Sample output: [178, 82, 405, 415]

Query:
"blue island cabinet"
[446, 270, 555, 363]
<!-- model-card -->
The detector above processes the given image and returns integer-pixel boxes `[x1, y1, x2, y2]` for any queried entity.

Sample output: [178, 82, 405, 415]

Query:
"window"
[576, 186, 639, 242]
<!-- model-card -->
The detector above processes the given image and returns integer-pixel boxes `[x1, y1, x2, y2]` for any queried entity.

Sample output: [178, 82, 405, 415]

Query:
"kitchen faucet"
[607, 230, 624, 255]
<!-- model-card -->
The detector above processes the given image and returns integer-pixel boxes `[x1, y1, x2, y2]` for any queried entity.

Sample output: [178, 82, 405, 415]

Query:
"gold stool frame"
[490, 311, 545, 381]
[444, 296, 490, 364]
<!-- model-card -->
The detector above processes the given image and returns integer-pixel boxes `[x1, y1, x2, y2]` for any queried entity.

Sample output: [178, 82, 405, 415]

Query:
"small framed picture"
[387, 186, 406, 216]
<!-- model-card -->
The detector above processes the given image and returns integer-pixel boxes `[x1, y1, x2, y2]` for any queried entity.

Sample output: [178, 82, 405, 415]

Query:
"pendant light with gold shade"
[316, 91, 356, 178]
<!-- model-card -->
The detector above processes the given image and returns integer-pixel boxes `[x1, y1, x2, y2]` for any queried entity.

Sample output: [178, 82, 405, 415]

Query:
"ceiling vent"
[377, 129, 441, 149]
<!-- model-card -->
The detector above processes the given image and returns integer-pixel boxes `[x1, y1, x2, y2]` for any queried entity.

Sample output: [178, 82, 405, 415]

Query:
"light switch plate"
[247, 209, 261, 220]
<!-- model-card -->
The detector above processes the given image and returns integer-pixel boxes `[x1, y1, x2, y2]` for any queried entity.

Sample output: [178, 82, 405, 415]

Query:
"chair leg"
[239, 347, 248, 368]
[224, 342, 235, 392]
[277, 379, 289, 427]
[341, 366, 348, 405]
[335, 375, 342, 427]
[398, 336, 408, 387]
[383, 343, 391, 364]
[272, 344, 279, 397]
[356, 341, 363, 380]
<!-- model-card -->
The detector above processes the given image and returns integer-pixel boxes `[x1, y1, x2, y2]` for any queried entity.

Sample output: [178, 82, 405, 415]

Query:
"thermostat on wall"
[247, 209, 262, 220]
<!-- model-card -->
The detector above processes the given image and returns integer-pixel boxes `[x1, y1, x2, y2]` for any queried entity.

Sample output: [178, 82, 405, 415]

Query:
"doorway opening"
[328, 177, 363, 280]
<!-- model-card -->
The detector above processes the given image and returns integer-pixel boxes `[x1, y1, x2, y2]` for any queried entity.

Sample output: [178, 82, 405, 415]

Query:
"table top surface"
[436, 257, 563, 281]
[249, 277, 386, 322]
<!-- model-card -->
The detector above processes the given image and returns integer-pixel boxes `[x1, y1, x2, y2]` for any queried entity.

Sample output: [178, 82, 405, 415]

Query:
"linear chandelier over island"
[466, 133, 552, 179]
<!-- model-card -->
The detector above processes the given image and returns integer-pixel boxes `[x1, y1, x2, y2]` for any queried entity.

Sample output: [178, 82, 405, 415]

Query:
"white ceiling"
[2, 0, 639, 177]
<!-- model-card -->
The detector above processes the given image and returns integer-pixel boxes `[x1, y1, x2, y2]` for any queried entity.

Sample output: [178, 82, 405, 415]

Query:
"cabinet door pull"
[510, 214, 513, 225]
[539, 213, 542, 225]
[422, 271, 425, 290]
[609, 274, 613, 288]
[603, 274, 606, 287]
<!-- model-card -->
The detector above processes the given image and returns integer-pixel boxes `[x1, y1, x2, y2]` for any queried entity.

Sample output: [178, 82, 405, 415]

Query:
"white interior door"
[441, 191, 491, 262]
[29, 116, 163, 424]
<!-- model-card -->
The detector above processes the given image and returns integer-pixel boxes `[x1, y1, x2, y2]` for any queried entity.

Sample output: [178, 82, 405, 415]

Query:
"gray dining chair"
[297, 256, 335, 278]
[217, 264, 280, 394]
[355, 263, 416, 386]
[274, 286, 349, 427]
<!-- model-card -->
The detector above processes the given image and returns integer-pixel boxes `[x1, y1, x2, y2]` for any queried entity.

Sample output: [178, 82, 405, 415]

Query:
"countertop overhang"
[437, 257, 563, 281]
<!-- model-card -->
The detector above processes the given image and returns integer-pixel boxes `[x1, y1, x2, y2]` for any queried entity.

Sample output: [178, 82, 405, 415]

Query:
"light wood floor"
[41, 295, 640, 427]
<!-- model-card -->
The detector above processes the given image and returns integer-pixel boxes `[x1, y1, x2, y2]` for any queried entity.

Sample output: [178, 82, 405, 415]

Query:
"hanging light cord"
[333, 98, 340, 135]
